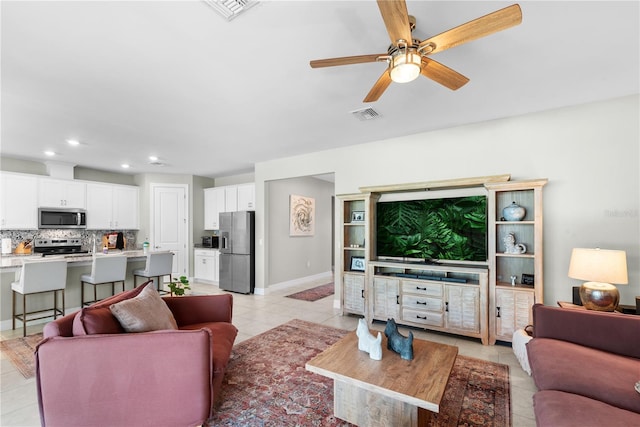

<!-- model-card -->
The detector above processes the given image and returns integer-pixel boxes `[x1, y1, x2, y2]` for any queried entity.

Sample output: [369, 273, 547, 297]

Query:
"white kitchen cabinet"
[236, 183, 255, 210]
[204, 183, 255, 230]
[204, 187, 225, 230]
[38, 178, 86, 208]
[112, 185, 139, 229]
[0, 172, 38, 230]
[86, 183, 139, 229]
[194, 249, 218, 283]
[224, 186, 238, 212]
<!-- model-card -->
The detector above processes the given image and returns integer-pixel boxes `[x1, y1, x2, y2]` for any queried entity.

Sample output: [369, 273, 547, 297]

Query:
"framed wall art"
[350, 256, 365, 272]
[351, 211, 364, 222]
[289, 194, 315, 236]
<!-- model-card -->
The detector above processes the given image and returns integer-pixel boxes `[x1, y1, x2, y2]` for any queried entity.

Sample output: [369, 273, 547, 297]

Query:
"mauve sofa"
[527, 304, 640, 426]
[35, 282, 238, 427]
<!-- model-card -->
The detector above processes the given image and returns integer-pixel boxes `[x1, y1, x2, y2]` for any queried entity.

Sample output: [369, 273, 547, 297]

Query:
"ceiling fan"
[310, 1, 522, 103]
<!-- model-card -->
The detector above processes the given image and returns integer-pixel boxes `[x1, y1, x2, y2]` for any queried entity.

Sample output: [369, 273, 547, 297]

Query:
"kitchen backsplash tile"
[0, 230, 138, 252]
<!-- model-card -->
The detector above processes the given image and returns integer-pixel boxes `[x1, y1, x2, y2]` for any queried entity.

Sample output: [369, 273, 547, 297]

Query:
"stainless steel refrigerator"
[219, 211, 255, 294]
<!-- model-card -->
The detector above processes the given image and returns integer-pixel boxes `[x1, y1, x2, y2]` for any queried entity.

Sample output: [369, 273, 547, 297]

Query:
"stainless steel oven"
[38, 208, 87, 229]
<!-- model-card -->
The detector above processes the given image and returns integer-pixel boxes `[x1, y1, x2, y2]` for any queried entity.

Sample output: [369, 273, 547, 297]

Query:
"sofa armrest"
[36, 329, 213, 427]
[163, 294, 233, 326]
[532, 303, 640, 358]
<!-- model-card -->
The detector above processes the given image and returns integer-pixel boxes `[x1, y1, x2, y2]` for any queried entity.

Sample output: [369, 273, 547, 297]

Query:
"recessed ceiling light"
[44, 150, 56, 156]
[149, 156, 158, 162]
[121, 164, 131, 169]
[66, 139, 80, 146]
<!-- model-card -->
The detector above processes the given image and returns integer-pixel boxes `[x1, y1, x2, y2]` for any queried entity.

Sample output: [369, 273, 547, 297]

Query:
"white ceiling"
[1, 1, 638, 178]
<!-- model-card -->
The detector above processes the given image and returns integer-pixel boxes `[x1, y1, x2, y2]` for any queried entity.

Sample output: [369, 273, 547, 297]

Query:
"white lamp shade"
[390, 52, 421, 83]
[568, 248, 628, 285]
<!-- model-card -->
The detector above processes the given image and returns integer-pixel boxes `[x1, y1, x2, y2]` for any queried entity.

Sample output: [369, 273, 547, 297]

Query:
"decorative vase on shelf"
[502, 202, 526, 221]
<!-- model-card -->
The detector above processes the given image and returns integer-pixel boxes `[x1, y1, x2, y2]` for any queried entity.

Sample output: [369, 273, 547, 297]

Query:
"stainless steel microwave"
[38, 208, 87, 229]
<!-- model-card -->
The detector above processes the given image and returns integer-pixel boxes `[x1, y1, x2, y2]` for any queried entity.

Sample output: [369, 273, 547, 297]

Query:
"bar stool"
[80, 255, 128, 306]
[133, 251, 174, 294]
[12, 260, 68, 337]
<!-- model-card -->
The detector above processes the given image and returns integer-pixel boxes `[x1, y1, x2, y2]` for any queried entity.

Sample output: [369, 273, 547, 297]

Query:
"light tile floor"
[1, 278, 537, 426]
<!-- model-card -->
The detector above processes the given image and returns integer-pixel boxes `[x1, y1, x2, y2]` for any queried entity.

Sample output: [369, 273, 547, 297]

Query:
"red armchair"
[35, 286, 237, 427]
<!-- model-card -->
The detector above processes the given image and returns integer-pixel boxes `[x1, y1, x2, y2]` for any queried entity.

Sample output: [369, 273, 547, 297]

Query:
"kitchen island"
[0, 250, 154, 331]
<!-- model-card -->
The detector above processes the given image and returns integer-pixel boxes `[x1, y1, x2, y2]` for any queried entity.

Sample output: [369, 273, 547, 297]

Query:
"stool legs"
[22, 293, 27, 337]
[82, 281, 121, 307]
[12, 290, 65, 337]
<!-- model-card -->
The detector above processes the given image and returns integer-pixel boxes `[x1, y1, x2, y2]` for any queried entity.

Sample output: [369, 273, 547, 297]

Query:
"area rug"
[285, 283, 335, 302]
[208, 319, 511, 427]
[0, 333, 43, 379]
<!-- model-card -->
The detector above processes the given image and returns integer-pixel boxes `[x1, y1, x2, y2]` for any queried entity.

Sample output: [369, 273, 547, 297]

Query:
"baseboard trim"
[257, 271, 333, 295]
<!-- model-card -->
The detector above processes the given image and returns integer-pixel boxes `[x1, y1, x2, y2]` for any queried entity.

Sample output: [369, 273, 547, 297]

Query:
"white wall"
[266, 176, 333, 286]
[255, 95, 640, 306]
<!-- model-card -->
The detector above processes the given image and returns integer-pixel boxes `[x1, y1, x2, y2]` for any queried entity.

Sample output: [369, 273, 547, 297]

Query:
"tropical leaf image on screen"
[376, 196, 487, 262]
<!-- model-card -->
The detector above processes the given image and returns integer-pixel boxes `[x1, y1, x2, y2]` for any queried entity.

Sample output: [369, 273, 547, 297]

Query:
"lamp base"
[579, 282, 619, 311]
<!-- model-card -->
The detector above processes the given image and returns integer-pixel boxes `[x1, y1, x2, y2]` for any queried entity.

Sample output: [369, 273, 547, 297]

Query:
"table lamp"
[568, 248, 628, 311]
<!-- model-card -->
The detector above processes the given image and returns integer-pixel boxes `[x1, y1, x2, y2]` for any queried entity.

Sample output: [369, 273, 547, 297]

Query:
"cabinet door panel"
[204, 188, 225, 230]
[1, 173, 37, 229]
[373, 277, 399, 320]
[495, 289, 515, 338]
[237, 183, 255, 210]
[39, 179, 85, 208]
[224, 187, 238, 213]
[514, 291, 534, 330]
[446, 285, 480, 333]
[343, 273, 365, 314]
[113, 186, 139, 229]
[86, 183, 113, 229]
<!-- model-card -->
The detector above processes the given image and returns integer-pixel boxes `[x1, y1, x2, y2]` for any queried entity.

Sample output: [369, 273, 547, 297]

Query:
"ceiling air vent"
[203, 0, 258, 21]
[351, 107, 381, 121]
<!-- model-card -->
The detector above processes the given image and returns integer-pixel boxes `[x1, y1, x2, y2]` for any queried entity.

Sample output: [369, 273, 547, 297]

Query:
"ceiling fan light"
[390, 51, 421, 83]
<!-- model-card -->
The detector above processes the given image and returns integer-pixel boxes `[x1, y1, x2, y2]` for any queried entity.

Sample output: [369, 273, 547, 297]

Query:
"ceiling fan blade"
[363, 70, 392, 103]
[310, 54, 385, 68]
[377, 0, 412, 45]
[418, 4, 522, 55]
[420, 57, 469, 90]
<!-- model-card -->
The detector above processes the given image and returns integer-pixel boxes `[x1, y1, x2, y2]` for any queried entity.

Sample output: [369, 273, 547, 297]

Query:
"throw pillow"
[109, 284, 178, 333]
[72, 282, 152, 336]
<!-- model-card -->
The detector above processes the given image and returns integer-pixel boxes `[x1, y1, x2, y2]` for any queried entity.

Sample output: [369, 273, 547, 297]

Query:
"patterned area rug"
[285, 283, 335, 302]
[209, 319, 511, 427]
[0, 333, 43, 378]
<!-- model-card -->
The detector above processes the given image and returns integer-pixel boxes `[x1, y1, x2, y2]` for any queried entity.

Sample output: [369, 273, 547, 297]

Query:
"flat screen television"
[376, 194, 487, 263]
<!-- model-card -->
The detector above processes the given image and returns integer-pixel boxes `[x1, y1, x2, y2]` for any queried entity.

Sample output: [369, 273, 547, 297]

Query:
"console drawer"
[402, 309, 444, 327]
[402, 280, 443, 297]
[402, 295, 443, 312]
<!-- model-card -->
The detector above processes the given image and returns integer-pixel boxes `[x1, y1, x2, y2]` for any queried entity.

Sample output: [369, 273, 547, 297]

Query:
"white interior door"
[151, 184, 188, 280]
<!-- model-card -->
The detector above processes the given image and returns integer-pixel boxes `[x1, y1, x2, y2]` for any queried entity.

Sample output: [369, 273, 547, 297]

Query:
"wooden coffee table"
[306, 331, 458, 427]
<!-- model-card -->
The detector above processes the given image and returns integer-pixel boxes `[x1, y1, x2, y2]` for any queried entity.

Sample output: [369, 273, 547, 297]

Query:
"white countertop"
[1, 250, 148, 271]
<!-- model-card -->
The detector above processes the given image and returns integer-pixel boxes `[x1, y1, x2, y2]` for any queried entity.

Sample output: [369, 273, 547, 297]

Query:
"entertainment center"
[338, 174, 547, 345]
